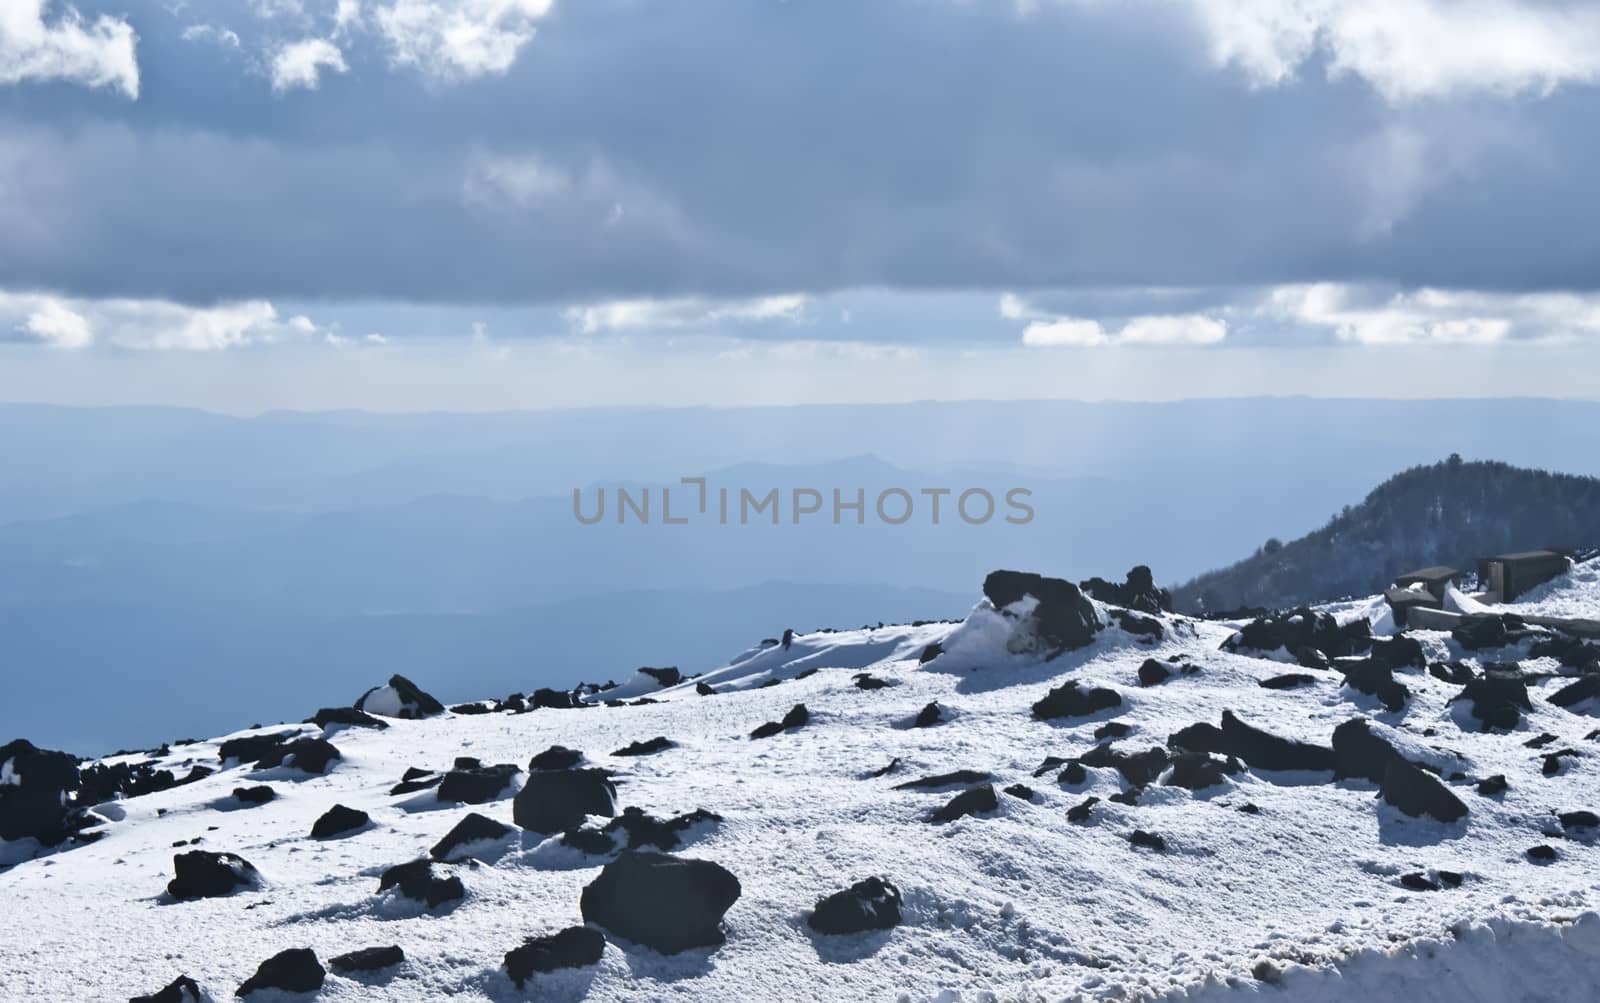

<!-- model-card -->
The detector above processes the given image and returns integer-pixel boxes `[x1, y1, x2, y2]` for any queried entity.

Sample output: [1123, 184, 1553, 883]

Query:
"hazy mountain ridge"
[1174, 458, 1600, 613]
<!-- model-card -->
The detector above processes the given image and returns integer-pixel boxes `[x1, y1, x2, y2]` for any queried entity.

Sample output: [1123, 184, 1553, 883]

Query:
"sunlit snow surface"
[4, 563, 1600, 1001]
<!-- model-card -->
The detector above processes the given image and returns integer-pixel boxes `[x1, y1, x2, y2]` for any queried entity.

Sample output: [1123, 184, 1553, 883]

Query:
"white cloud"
[1262, 283, 1600, 344]
[0, 292, 336, 350]
[374, 0, 553, 80]
[1184, 0, 1600, 101]
[335, 0, 363, 31]
[271, 37, 348, 92]
[0, 0, 139, 98]
[566, 295, 810, 334]
[181, 24, 242, 49]
[1004, 293, 1227, 347]
[462, 153, 571, 207]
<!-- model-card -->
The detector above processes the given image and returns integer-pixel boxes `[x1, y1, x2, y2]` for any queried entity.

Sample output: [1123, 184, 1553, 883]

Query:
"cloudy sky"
[5, 0, 1600, 410]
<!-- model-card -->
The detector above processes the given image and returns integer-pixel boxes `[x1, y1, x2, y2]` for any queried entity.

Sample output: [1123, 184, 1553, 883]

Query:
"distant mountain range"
[1172, 458, 1600, 613]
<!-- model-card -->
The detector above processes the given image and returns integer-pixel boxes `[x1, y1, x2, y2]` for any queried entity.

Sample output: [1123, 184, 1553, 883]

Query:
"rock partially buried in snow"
[564, 806, 723, 854]
[1080, 565, 1172, 614]
[309, 803, 369, 839]
[751, 703, 810, 739]
[328, 945, 405, 974]
[638, 666, 682, 688]
[167, 850, 259, 900]
[912, 702, 945, 727]
[505, 927, 607, 986]
[355, 674, 445, 719]
[580, 850, 742, 955]
[809, 876, 903, 935]
[436, 763, 521, 804]
[1222, 609, 1372, 661]
[1032, 682, 1122, 721]
[431, 812, 514, 861]
[982, 569, 1103, 654]
[1380, 757, 1468, 823]
[1170, 711, 1336, 773]
[378, 859, 465, 908]
[236, 948, 324, 997]
[513, 768, 618, 834]
[129, 975, 205, 1003]
[0, 738, 81, 846]
[612, 736, 675, 756]
[305, 706, 388, 731]
[928, 784, 998, 824]
[1451, 671, 1533, 731]
[528, 745, 583, 771]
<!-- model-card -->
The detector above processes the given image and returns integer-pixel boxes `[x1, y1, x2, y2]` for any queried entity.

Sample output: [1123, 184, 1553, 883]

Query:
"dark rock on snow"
[696, 681, 718, 696]
[1095, 721, 1133, 740]
[1004, 783, 1036, 801]
[639, 666, 682, 688]
[1339, 660, 1409, 712]
[1223, 609, 1371, 660]
[613, 737, 675, 757]
[928, 784, 998, 824]
[983, 570, 1103, 652]
[580, 850, 742, 954]
[565, 806, 723, 854]
[328, 945, 405, 974]
[1080, 743, 1170, 787]
[1558, 810, 1600, 829]
[751, 704, 810, 739]
[1550, 676, 1600, 708]
[919, 642, 944, 664]
[1032, 681, 1122, 721]
[1528, 844, 1559, 862]
[1477, 774, 1508, 797]
[0, 739, 81, 846]
[1171, 711, 1337, 773]
[431, 812, 514, 861]
[1067, 796, 1099, 823]
[1380, 757, 1468, 823]
[854, 673, 891, 690]
[1129, 830, 1166, 851]
[236, 948, 324, 997]
[528, 745, 584, 771]
[129, 975, 205, 1003]
[1079, 565, 1173, 614]
[354, 674, 445, 719]
[436, 763, 521, 804]
[513, 768, 618, 834]
[310, 804, 370, 839]
[531, 687, 577, 710]
[231, 785, 275, 806]
[306, 706, 388, 730]
[893, 770, 992, 791]
[1260, 673, 1317, 690]
[1452, 672, 1533, 731]
[809, 876, 903, 935]
[167, 851, 259, 900]
[505, 927, 606, 986]
[1137, 659, 1173, 687]
[378, 859, 465, 908]
[1370, 634, 1426, 669]
[912, 702, 944, 727]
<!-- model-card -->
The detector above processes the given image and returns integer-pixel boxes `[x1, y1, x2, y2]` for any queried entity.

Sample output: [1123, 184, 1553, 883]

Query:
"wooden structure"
[1476, 550, 1571, 603]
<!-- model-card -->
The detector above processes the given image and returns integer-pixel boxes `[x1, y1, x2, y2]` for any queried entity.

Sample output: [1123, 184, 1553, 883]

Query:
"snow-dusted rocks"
[231, 784, 275, 806]
[580, 850, 742, 954]
[1452, 670, 1534, 731]
[1339, 658, 1410, 711]
[1380, 757, 1469, 822]
[305, 706, 388, 731]
[638, 666, 682, 688]
[354, 674, 445, 719]
[527, 745, 583, 771]
[504, 927, 605, 986]
[927, 784, 998, 824]
[809, 876, 902, 935]
[1171, 710, 1337, 773]
[563, 806, 722, 855]
[1080, 565, 1173, 614]
[217, 732, 340, 774]
[166, 850, 259, 900]
[1222, 608, 1372, 662]
[1031, 681, 1122, 720]
[430, 812, 513, 862]
[983, 569, 1102, 653]
[435, 762, 521, 804]
[612, 736, 675, 756]
[512, 768, 618, 834]
[129, 974, 205, 1003]
[0, 739, 80, 846]
[378, 859, 465, 908]
[309, 803, 369, 839]
[328, 945, 404, 974]
[236, 948, 324, 997]
[750, 703, 809, 739]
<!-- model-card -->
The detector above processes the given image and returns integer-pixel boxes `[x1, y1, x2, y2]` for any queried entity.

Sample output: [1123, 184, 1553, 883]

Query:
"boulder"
[505, 927, 606, 987]
[431, 812, 513, 861]
[328, 945, 404, 974]
[305, 707, 388, 730]
[982, 570, 1103, 652]
[1004, 783, 1036, 801]
[1172, 711, 1336, 773]
[1079, 565, 1172, 614]
[513, 768, 618, 834]
[1339, 660, 1409, 712]
[129, 975, 205, 1003]
[236, 948, 324, 997]
[1111, 609, 1164, 640]
[1477, 774, 1508, 796]
[912, 702, 944, 728]
[918, 642, 944, 664]
[808, 876, 902, 935]
[1164, 752, 1233, 791]
[1223, 609, 1370, 660]
[696, 682, 719, 696]
[354, 674, 445, 719]
[613, 737, 675, 757]
[531, 688, 577, 710]
[310, 804, 370, 839]
[580, 850, 742, 954]
[854, 673, 891, 690]
[1095, 721, 1133, 740]
[638, 666, 682, 688]
[1559, 810, 1600, 830]
[528, 745, 583, 771]
[1380, 757, 1468, 822]
[751, 704, 809, 739]
[1550, 676, 1600, 708]
[436, 763, 521, 804]
[1079, 743, 1170, 787]
[1067, 796, 1099, 823]
[1370, 634, 1425, 669]
[378, 859, 465, 908]
[927, 784, 998, 824]
[1137, 659, 1173, 687]
[167, 851, 259, 900]
[1528, 844, 1559, 862]
[1331, 718, 1405, 784]
[892, 770, 992, 791]
[1260, 673, 1316, 690]
[0, 738, 80, 845]
[232, 785, 275, 806]
[1451, 672, 1533, 731]
[1129, 830, 1166, 851]
[1031, 682, 1122, 721]
[565, 806, 723, 854]
[1452, 614, 1541, 651]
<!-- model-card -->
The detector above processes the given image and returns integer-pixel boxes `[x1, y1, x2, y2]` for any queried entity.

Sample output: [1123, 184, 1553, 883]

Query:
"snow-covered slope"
[4, 563, 1600, 1002]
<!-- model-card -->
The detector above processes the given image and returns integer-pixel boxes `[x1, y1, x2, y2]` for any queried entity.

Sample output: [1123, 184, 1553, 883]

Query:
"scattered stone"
[638, 666, 681, 688]
[505, 927, 607, 986]
[580, 850, 742, 954]
[1543, 749, 1581, 776]
[892, 770, 992, 790]
[378, 859, 465, 908]
[232, 785, 275, 806]
[1527, 844, 1559, 862]
[1032, 681, 1122, 721]
[1079, 565, 1172, 614]
[354, 674, 445, 719]
[431, 812, 514, 861]
[1477, 775, 1508, 797]
[167, 850, 259, 900]
[129, 975, 204, 1003]
[1059, 761, 1088, 785]
[867, 757, 902, 778]
[1137, 659, 1173, 687]
[450, 702, 493, 715]
[1380, 757, 1468, 823]
[310, 804, 370, 839]
[751, 704, 810, 739]
[513, 768, 618, 834]
[1081, 743, 1170, 787]
[1172, 711, 1336, 773]
[809, 876, 903, 935]
[1550, 676, 1600, 708]
[1004, 783, 1036, 801]
[1128, 830, 1166, 851]
[912, 702, 944, 728]
[1067, 796, 1099, 823]
[390, 773, 441, 795]
[306, 706, 388, 730]
[982, 569, 1103, 652]
[216, 731, 299, 767]
[928, 784, 998, 824]
[1400, 873, 1440, 892]
[1370, 634, 1425, 669]
[1165, 752, 1232, 791]
[1525, 732, 1559, 748]
[1452, 671, 1533, 731]
[1109, 788, 1141, 806]
[1260, 673, 1316, 690]
[853, 673, 891, 690]
[565, 807, 723, 854]
[1223, 609, 1371, 661]
[1452, 614, 1541, 651]
[1558, 810, 1599, 829]
[328, 945, 405, 974]
[1237, 803, 1261, 815]
[1339, 660, 1409, 712]
[1095, 722, 1133, 740]
[1331, 718, 1405, 784]
[437, 763, 521, 804]
[613, 737, 675, 757]
[918, 642, 944, 664]
[696, 682, 718, 696]
[236, 948, 324, 997]
[531, 688, 577, 710]
[1429, 660, 1476, 684]
[528, 746, 583, 771]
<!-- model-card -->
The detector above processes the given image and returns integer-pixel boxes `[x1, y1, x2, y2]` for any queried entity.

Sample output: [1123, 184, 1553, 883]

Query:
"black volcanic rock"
[1224, 609, 1372, 660]
[1080, 565, 1172, 614]
[236, 948, 324, 997]
[1339, 660, 1409, 711]
[528, 745, 583, 771]
[1067, 796, 1099, 823]
[1452, 614, 1541, 651]
[809, 876, 903, 935]
[1004, 783, 1036, 801]
[354, 674, 444, 718]
[1477, 774, 1508, 796]
[378, 859, 465, 908]
[328, 945, 404, 974]
[751, 704, 810, 739]
[167, 851, 259, 900]
[638, 666, 681, 688]
[1129, 830, 1166, 851]
[436, 763, 521, 804]
[1550, 676, 1600, 708]
[513, 768, 618, 834]
[928, 784, 998, 824]
[580, 850, 742, 954]
[1137, 659, 1173, 687]
[892, 770, 992, 791]
[1380, 757, 1468, 822]
[531, 687, 577, 709]
[306, 706, 388, 730]
[912, 702, 944, 728]
[1452, 672, 1533, 731]
[1111, 609, 1164, 640]
[1559, 810, 1600, 830]
[505, 927, 606, 986]
[565, 806, 723, 854]
[1095, 721, 1133, 740]
[613, 737, 675, 757]
[431, 812, 514, 861]
[1081, 743, 1170, 787]
[1260, 673, 1317, 690]
[1332, 718, 1404, 784]
[1032, 682, 1122, 721]
[854, 673, 891, 690]
[1528, 844, 1559, 862]
[231, 785, 275, 806]
[983, 570, 1102, 652]
[919, 642, 944, 664]
[0, 739, 80, 845]
[1370, 634, 1425, 669]
[1164, 752, 1231, 791]
[130, 975, 204, 1003]
[310, 803, 370, 839]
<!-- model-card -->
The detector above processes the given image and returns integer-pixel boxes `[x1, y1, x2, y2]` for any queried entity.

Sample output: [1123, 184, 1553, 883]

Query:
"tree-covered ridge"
[1172, 456, 1600, 613]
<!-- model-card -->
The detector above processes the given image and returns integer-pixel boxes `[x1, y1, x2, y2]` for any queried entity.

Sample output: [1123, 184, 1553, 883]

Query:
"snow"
[0, 756, 18, 786]
[3, 572, 1599, 1001]
[359, 685, 410, 719]
[1502, 556, 1600, 620]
